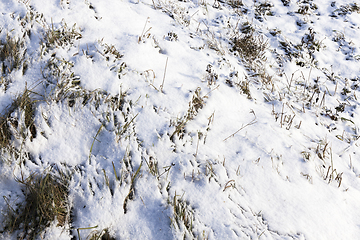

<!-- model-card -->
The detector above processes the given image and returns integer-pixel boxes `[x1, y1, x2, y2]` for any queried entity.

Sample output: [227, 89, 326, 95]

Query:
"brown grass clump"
[2, 172, 70, 239]
[0, 116, 11, 149]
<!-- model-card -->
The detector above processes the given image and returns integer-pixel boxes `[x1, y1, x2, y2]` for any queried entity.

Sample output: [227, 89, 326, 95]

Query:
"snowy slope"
[1, 0, 360, 239]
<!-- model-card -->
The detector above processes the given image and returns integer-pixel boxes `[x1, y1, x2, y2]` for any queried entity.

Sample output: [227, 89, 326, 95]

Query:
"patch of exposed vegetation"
[0, 34, 28, 90]
[331, 2, 360, 17]
[1, 171, 70, 239]
[170, 87, 207, 141]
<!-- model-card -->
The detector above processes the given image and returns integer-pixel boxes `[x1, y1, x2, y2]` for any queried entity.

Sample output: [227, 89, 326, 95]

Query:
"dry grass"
[170, 87, 207, 141]
[2, 171, 70, 239]
[85, 228, 116, 240]
[169, 192, 195, 239]
[0, 87, 37, 151]
[0, 116, 11, 149]
[0, 34, 28, 90]
[15, 88, 37, 140]
[0, 34, 27, 74]
[41, 20, 82, 52]
[231, 32, 268, 69]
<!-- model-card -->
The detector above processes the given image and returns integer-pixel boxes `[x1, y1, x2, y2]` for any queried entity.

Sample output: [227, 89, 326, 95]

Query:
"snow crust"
[1, 0, 360, 239]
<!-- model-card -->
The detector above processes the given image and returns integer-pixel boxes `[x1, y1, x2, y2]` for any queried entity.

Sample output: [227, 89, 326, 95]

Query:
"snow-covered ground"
[1, 0, 360, 239]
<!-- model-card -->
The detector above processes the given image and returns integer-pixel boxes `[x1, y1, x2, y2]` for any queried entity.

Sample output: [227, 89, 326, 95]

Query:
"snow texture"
[1, 0, 360, 239]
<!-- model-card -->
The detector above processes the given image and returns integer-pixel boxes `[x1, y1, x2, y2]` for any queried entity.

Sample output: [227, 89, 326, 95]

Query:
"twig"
[151, 0, 157, 9]
[205, 84, 220, 97]
[160, 57, 168, 93]
[112, 161, 119, 181]
[77, 225, 98, 240]
[280, 103, 284, 128]
[194, 136, 200, 158]
[89, 124, 103, 163]
[320, 91, 326, 106]
[223, 180, 235, 191]
[224, 110, 257, 141]
[138, 17, 150, 43]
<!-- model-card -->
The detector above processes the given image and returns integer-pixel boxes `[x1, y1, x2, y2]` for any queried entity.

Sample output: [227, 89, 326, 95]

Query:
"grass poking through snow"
[2, 171, 70, 239]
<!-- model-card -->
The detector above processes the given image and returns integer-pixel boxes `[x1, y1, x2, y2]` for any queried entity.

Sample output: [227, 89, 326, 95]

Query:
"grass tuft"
[15, 88, 37, 140]
[231, 31, 268, 69]
[2, 171, 70, 239]
[41, 20, 82, 53]
[332, 2, 360, 17]
[0, 87, 37, 152]
[0, 34, 28, 90]
[0, 34, 27, 74]
[0, 116, 11, 149]
[254, 1, 274, 21]
[79, 227, 116, 240]
[170, 87, 207, 141]
[169, 192, 195, 239]
[230, 28, 271, 86]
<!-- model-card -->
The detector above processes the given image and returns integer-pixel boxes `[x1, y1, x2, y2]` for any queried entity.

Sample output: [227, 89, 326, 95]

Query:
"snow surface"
[1, 0, 360, 239]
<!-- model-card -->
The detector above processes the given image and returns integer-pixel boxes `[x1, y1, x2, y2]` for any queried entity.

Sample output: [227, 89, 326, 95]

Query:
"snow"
[1, 0, 360, 239]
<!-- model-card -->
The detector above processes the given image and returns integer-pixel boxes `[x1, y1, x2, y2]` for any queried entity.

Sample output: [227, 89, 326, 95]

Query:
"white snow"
[1, 0, 360, 239]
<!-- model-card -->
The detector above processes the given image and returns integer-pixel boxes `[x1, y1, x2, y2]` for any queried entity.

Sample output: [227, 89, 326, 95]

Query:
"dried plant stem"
[89, 124, 103, 163]
[224, 111, 257, 141]
[138, 17, 150, 43]
[160, 57, 168, 93]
